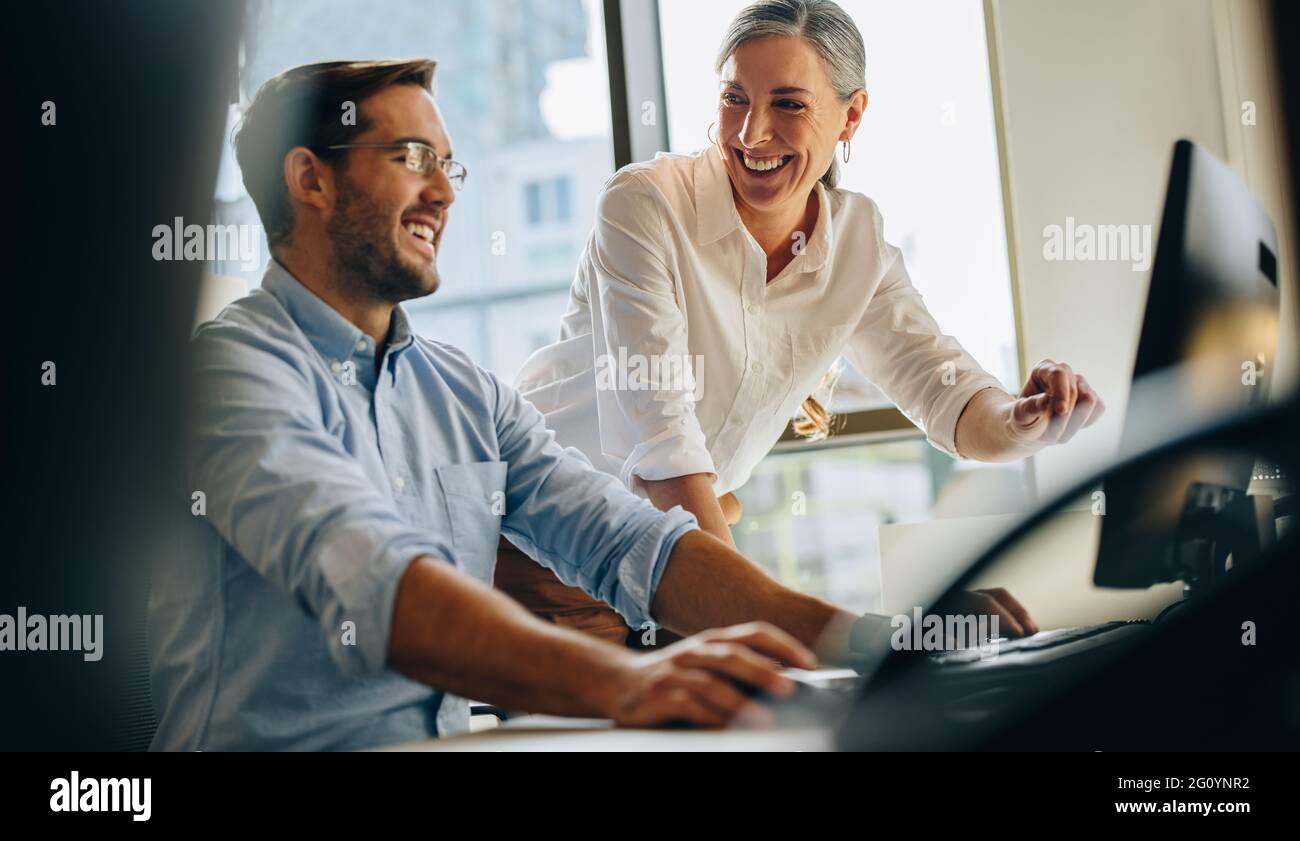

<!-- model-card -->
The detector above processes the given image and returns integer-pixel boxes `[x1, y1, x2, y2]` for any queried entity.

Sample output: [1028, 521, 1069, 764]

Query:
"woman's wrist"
[956, 387, 1044, 462]
[996, 395, 1045, 449]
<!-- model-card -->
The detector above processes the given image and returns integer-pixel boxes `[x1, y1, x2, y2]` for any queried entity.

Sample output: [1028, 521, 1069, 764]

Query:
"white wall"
[1210, 0, 1299, 401]
[986, 0, 1267, 500]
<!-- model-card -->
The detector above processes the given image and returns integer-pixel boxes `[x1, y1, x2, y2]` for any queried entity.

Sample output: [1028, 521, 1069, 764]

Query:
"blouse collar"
[689, 146, 833, 274]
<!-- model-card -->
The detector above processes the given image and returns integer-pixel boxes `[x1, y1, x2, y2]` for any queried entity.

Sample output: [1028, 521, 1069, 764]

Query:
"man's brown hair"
[233, 58, 437, 248]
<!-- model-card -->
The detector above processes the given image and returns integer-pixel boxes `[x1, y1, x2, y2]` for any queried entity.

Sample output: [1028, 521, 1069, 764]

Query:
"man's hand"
[389, 559, 817, 727]
[942, 587, 1039, 638]
[1010, 358, 1106, 446]
[600, 622, 816, 728]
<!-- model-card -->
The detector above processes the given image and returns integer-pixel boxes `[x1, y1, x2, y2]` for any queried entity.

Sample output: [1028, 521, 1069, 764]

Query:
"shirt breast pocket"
[434, 461, 509, 584]
[768, 323, 854, 417]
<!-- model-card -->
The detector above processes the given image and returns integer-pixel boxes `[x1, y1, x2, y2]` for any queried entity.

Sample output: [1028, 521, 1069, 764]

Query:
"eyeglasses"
[325, 141, 467, 190]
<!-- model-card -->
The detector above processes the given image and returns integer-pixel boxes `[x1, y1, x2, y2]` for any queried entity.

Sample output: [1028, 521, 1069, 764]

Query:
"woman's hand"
[955, 359, 1106, 461]
[1009, 358, 1106, 446]
[718, 492, 743, 526]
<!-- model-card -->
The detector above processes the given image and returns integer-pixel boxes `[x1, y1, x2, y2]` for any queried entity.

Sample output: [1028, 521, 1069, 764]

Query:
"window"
[735, 438, 938, 612]
[524, 176, 574, 226]
[214, 0, 613, 382]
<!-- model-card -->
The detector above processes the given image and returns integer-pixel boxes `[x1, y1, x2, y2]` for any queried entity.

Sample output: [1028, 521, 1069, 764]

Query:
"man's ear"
[283, 146, 332, 213]
[840, 89, 868, 142]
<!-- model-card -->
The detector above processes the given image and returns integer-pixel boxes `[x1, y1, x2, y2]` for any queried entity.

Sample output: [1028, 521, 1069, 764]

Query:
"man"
[148, 59, 1034, 750]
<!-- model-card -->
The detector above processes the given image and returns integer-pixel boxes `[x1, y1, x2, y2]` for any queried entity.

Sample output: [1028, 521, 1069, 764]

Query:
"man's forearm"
[650, 529, 858, 663]
[388, 556, 632, 717]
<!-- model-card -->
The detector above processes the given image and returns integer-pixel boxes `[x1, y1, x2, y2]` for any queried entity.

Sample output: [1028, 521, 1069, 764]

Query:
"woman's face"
[716, 35, 864, 217]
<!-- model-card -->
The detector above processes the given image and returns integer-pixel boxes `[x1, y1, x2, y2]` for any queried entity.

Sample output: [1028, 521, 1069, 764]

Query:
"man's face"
[325, 84, 456, 303]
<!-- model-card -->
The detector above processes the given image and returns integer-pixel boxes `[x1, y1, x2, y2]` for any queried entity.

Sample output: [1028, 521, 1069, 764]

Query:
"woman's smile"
[736, 148, 794, 174]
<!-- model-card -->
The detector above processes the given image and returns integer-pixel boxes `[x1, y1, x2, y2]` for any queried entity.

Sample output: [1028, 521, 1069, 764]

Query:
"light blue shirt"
[148, 260, 697, 751]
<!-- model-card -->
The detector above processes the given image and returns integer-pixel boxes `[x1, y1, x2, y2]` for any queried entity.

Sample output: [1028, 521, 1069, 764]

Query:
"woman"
[496, 0, 1103, 644]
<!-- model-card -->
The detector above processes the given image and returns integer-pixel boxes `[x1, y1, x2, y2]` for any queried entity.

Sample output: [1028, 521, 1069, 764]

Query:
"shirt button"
[329, 361, 342, 373]
[393, 475, 406, 490]
[356, 339, 368, 352]
[751, 362, 764, 373]
[747, 304, 758, 315]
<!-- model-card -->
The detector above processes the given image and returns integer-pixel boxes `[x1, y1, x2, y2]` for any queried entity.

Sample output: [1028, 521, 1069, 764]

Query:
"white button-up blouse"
[515, 147, 1003, 497]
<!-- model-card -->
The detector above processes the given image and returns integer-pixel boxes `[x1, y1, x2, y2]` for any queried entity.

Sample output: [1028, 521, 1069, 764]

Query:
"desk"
[383, 715, 833, 752]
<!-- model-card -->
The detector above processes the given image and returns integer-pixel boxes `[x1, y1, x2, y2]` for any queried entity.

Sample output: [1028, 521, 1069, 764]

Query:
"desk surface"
[384, 715, 834, 752]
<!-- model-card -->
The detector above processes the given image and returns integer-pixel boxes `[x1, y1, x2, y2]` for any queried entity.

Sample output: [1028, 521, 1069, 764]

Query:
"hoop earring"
[841, 139, 851, 164]
[707, 122, 728, 163]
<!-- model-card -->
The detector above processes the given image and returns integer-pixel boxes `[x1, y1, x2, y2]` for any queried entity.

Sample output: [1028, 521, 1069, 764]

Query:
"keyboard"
[927, 619, 1151, 665]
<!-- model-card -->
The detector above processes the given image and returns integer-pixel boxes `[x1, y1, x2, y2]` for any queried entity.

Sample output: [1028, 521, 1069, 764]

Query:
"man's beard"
[327, 172, 440, 303]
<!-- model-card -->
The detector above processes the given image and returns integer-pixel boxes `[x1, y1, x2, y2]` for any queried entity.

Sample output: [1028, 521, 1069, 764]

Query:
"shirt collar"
[692, 147, 742, 246]
[691, 147, 835, 274]
[260, 258, 416, 364]
[800, 181, 834, 274]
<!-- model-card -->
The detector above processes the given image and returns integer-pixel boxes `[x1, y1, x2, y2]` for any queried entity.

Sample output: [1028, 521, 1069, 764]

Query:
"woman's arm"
[837, 206, 1104, 461]
[954, 360, 1106, 461]
[643, 474, 737, 548]
[587, 172, 724, 508]
[838, 230, 1005, 461]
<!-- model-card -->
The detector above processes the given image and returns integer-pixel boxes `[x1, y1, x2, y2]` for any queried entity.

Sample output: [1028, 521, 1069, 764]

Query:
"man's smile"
[400, 214, 441, 259]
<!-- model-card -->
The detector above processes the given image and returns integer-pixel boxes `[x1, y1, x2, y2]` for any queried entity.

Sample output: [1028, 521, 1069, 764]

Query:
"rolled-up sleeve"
[488, 368, 698, 628]
[841, 221, 1005, 458]
[188, 325, 457, 678]
[588, 170, 717, 490]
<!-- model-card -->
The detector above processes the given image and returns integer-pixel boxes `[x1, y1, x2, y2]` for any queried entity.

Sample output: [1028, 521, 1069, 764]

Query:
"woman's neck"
[734, 189, 820, 283]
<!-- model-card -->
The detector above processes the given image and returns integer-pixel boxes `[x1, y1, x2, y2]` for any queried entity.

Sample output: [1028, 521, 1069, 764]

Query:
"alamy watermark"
[594, 347, 705, 402]
[0, 607, 103, 661]
[890, 607, 1001, 659]
[152, 216, 263, 270]
[50, 772, 150, 821]
[1042, 216, 1152, 272]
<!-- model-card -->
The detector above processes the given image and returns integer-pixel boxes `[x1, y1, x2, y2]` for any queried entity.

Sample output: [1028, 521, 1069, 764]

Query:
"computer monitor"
[838, 140, 1291, 751]
[1094, 139, 1281, 588]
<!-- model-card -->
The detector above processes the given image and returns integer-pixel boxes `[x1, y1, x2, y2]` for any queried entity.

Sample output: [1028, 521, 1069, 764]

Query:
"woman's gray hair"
[714, 0, 866, 189]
